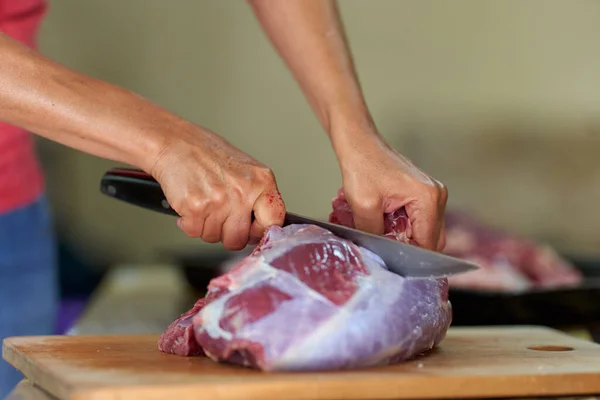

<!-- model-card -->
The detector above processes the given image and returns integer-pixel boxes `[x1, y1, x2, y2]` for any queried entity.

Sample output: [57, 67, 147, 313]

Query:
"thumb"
[249, 188, 286, 244]
[347, 195, 385, 236]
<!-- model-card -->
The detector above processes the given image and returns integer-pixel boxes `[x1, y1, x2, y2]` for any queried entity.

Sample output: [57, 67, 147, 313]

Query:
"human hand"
[336, 134, 447, 251]
[150, 125, 285, 250]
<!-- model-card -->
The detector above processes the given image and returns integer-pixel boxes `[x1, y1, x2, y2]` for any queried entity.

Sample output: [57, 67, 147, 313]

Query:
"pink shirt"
[0, 0, 46, 213]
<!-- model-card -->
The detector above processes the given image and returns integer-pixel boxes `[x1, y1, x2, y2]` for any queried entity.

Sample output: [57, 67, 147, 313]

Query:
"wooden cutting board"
[3, 326, 600, 400]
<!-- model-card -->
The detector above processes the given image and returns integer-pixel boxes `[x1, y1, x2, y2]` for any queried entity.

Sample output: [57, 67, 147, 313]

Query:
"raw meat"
[159, 222, 452, 371]
[442, 211, 583, 292]
[330, 188, 415, 244]
[157, 298, 205, 357]
[328, 188, 582, 292]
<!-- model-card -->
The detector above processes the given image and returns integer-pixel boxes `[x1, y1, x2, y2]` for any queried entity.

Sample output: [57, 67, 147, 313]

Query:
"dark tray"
[448, 257, 600, 328]
[168, 249, 600, 330]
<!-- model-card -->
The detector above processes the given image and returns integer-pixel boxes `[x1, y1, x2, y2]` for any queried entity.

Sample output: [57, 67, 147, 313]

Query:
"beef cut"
[159, 206, 452, 371]
[442, 211, 583, 292]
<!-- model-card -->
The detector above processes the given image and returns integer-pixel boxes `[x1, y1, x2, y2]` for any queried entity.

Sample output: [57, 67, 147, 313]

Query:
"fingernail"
[177, 217, 183, 229]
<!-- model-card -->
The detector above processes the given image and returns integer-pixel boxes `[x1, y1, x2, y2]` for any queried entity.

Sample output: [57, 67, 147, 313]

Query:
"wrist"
[327, 110, 385, 160]
[137, 130, 172, 176]
[128, 116, 187, 176]
[142, 121, 214, 179]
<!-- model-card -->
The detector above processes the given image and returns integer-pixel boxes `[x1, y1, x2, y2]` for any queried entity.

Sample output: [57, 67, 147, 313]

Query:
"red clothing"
[0, 0, 47, 213]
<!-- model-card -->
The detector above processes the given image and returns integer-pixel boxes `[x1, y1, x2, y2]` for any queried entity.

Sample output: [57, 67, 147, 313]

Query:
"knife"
[99, 167, 479, 278]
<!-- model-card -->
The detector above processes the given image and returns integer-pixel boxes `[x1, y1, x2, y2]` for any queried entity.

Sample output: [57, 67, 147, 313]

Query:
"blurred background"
[28, 0, 600, 336]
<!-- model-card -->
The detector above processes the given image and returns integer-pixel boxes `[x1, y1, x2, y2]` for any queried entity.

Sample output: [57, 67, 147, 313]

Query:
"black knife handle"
[100, 167, 258, 223]
[100, 167, 180, 217]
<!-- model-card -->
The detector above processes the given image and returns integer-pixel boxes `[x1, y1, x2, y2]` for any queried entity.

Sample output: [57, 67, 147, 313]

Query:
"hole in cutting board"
[527, 345, 574, 352]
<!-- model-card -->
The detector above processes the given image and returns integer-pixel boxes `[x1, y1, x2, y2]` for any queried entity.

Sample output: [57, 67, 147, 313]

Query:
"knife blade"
[99, 167, 479, 278]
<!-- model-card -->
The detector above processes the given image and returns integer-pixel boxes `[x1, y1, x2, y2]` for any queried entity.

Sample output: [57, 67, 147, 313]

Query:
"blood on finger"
[266, 189, 283, 205]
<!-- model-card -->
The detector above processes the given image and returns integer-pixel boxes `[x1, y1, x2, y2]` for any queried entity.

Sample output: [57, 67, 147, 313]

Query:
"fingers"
[221, 212, 253, 251]
[174, 190, 221, 239]
[410, 212, 439, 251]
[201, 211, 226, 244]
[173, 190, 230, 244]
[178, 205, 253, 251]
[409, 181, 448, 251]
[176, 186, 284, 250]
[347, 196, 385, 235]
[177, 216, 205, 238]
[437, 217, 447, 252]
[436, 184, 448, 252]
[249, 187, 286, 243]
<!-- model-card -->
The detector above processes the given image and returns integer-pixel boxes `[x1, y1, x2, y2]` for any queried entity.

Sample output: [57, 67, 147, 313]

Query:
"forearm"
[248, 0, 381, 155]
[0, 33, 180, 172]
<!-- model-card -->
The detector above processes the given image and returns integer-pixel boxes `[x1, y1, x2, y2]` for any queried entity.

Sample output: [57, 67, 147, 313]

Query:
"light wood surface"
[3, 326, 600, 400]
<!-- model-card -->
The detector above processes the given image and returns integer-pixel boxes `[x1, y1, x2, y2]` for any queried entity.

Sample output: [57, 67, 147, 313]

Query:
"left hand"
[336, 133, 448, 252]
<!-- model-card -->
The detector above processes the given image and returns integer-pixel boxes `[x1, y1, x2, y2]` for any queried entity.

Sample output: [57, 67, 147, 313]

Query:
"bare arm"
[0, 32, 173, 172]
[248, 0, 447, 250]
[0, 32, 285, 249]
[247, 0, 376, 156]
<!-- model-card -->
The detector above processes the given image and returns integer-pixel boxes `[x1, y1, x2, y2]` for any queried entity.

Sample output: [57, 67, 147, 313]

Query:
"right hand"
[149, 125, 285, 250]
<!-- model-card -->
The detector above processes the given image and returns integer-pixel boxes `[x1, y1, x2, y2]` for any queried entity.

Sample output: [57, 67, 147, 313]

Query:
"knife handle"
[100, 167, 257, 223]
[100, 167, 180, 217]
